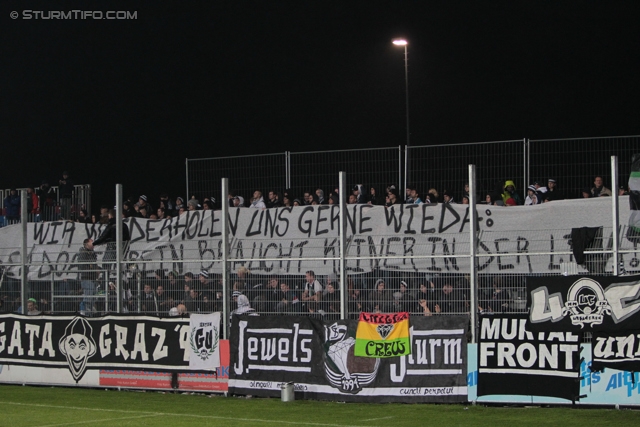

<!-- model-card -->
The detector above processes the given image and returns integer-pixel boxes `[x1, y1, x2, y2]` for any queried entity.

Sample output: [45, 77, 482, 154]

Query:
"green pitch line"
[0, 385, 636, 427]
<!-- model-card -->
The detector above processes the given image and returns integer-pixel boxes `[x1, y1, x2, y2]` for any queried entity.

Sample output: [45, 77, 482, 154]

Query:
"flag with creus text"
[354, 312, 411, 358]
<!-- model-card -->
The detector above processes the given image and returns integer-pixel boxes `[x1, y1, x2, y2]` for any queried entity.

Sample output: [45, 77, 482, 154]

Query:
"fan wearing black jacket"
[93, 209, 131, 270]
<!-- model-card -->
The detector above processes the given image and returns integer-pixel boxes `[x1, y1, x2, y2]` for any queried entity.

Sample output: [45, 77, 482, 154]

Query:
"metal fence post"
[20, 190, 28, 313]
[611, 156, 620, 276]
[221, 178, 230, 337]
[185, 158, 190, 202]
[285, 151, 291, 189]
[469, 165, 478, 343]
[398, 145, 409, 196]
[339, 172, 347, 319]
[116, 184, 124, 313]
[522, 138, 531, 196]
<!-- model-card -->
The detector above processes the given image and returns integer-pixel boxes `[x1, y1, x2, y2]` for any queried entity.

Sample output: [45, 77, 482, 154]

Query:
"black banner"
[527, 275, 640, 332]
[229, 315, 468, 403]
[591, 329, 640, 372]
[477, 314, 581, 401]
[0, 314, 190, 383]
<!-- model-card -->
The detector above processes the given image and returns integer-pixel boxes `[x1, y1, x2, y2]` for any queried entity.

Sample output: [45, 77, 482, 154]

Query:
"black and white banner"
[591, 329, 640, 372]
[478, 314, 581, 401]
[189, 313, 221, 371]
[0, 314, 193, 383]
[527, 275, 640, 333]
[229, 315, 468, 403]
[0, 197, 636, 279]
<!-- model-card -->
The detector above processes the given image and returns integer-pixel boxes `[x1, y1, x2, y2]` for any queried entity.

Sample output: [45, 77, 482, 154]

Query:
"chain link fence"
[407, 140, 526, 203]
[1, 185, 91, 226]
[528, 136, 640, 199]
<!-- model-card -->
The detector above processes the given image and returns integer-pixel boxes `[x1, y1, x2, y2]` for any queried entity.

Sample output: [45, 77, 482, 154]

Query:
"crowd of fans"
[3, 170, 629, 225]
[1, 257, 527, 321]
[0, 171, 627, 319]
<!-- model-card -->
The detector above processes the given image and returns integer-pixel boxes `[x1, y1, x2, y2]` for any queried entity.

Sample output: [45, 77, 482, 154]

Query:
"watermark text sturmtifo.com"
[10, 10, 137, 20]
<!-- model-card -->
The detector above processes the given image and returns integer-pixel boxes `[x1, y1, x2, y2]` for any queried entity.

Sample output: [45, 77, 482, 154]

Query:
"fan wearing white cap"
[138, 195, 153, 215]
[199, 270, 211, 289]
[524, 185, 541, 205]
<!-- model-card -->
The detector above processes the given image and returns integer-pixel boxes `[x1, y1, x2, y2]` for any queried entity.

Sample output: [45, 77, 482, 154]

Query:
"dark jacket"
[77, 246, 100, 281]
[4, 192, 20, 218]
[93, 218, 131, 246]
[58, 177, 75, 198]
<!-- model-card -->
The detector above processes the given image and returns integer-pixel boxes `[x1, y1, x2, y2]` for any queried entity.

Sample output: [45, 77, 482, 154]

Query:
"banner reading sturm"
[229, 314, 468, 403]
[0, 314, 192, 383]
[527, 275, 640, 333]
[478, 314, 581, 401]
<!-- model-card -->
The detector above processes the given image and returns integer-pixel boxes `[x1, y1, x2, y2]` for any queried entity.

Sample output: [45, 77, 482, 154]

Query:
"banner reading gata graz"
[527, 274, 640, 333]
[229, 314, 468, 403]
[0, 314, 194, 383]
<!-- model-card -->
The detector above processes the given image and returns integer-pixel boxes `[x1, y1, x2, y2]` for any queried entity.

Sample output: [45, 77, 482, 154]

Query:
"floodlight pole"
[393, 39, 410, 195]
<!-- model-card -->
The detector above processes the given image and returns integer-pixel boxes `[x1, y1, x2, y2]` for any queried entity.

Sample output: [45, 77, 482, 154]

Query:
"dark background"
[3, 1, 639, 209]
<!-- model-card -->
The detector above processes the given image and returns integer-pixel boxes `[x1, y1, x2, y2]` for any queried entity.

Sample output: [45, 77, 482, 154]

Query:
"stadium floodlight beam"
[392, 38, 410, 195]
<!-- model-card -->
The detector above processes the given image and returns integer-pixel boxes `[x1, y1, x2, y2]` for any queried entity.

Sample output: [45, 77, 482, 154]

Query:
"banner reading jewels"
[0, 314, 202, 383]
[229, 314, 468, 403]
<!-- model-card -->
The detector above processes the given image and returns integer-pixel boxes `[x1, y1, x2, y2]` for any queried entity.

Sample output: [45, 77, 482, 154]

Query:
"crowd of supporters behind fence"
[3, 174, 629, 225]
[97, 175, 630, 219]
[0, 259, 527, 319]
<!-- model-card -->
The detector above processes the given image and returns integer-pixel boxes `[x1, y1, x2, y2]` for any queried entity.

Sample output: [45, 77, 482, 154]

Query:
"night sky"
[3, 1, 640, 209]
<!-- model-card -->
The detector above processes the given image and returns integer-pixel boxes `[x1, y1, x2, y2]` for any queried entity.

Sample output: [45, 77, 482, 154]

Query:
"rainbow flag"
[354, 312, 411, 358]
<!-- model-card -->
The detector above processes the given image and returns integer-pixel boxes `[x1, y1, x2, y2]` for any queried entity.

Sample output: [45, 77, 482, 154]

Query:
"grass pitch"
[0, 385, 635, 427]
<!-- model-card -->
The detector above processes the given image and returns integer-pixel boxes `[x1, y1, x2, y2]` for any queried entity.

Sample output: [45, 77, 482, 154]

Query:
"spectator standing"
[426, 188, 440, 204]
[367, 279, 392, 313]
[137, 195, 153, 214]
[250, 191, 266, 209]
[410, 188, 423, 204]
[591, 176, 612, 197]
[321, 283, 340, 320]
[385, 189, 399, 207]
[233, 196, 245, 207]
[368, 187, 382, 206]
[524, 185, 541, 205]
[301, 270, 323, 304]
[501, 180, 523, 205]
[174, 197, 185, 215]
[36, 180, 56, 221]
[534, 180, 547, 194]
[58, 171, 75, 219]
[26, 187, 39, 220]
[404, 186, 414, 204]
[267, 190, 282, 208]
[26, 298, 42, 316]
[139, 283, 159, 315]
[77, 238, 101, 315]
[544, 178, 563, 201]
[276, 282, 300, 313]
[159, 194, 174, 214]
[443, 190, 456, 204]
[4, 189, 20, 223]
[92, 209, 131, 272]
